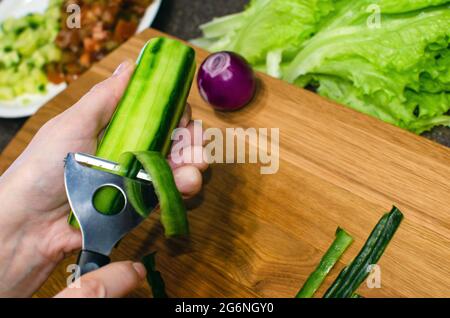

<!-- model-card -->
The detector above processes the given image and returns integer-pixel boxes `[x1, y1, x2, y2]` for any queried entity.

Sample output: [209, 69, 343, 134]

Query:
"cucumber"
[69, 37, 196, 229]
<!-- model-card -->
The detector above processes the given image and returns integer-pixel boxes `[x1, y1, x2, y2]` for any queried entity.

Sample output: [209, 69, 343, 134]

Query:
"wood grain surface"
[0, 29, 449, 298]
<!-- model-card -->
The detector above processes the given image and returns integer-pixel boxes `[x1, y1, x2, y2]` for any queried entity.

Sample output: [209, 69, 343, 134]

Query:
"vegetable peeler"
[64, 153, 158, 276]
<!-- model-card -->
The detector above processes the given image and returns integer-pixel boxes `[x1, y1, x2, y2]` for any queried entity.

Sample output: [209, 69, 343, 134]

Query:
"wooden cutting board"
[1, 29, 449, 298]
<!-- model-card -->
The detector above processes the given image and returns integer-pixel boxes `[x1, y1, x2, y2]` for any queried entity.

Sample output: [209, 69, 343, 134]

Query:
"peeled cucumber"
[69, 37, 196, 236]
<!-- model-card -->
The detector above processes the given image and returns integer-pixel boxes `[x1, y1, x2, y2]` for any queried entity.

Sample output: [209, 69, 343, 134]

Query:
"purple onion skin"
[197, 51, 256, 111]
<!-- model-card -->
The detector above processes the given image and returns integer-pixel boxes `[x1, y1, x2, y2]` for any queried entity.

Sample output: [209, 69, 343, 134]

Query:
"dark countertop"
[0, 0, 449, 153]
[153, 0, 248, 40]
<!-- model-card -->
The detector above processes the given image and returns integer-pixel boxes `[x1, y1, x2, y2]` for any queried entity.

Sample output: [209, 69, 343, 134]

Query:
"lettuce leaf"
[285, 4, 450, 133]
[193, 0, 337, 73]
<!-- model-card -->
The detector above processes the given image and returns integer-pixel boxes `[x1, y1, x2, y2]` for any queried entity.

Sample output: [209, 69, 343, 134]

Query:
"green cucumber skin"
[97, 37, 196, 165]
[69, 37, 196, 224]
[142, 253, 168, 298]
[132, 151, 188, 237]
[324, 207, 404, 298]
[296, 228, 353, 298]
[324, 215, 389, 297]
[335, 209, 402, 298]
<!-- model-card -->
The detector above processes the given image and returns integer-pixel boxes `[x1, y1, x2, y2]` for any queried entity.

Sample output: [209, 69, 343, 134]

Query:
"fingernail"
[132, 262, 147, 279]
[113, 60, 132, 76]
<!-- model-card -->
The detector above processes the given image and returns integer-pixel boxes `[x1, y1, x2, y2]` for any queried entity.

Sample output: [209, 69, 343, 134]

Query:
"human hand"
[0, 60, 207, 297]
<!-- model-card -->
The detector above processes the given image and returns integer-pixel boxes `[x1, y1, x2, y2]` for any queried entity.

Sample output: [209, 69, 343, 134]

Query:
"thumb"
[69, 59, 135, 135]
[55, 261, 147, 298]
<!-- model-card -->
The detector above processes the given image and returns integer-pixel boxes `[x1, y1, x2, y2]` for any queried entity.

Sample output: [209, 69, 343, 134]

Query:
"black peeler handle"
[77, 250, 111, 276]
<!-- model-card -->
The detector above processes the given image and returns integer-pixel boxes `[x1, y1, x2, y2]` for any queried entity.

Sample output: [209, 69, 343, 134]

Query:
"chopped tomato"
[83, 37, 100, 53]
[53, 0, 153, 83]
[46, 64, 66, 84]
[79, 52, 91, 68]
[114, 19, 138, 43]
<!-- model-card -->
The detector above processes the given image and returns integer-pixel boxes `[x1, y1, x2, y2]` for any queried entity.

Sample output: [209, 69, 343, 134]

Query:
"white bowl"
[0, 0, 162, 118]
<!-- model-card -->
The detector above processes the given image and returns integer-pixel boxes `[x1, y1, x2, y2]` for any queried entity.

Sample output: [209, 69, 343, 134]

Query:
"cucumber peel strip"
[124, 151, 189, 237]
[324, 207, 404, 298]
[142, 252, 168, 298]
[296, 227, 353, 298]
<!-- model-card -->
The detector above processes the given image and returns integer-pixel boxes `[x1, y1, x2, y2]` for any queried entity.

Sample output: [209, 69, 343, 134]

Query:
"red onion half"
[197, 51, 256, 111]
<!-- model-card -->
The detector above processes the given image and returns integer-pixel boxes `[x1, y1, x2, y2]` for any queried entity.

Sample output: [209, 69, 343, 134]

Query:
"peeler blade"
[64, 153, 159, 256]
